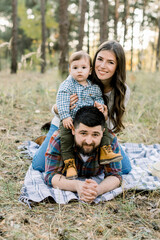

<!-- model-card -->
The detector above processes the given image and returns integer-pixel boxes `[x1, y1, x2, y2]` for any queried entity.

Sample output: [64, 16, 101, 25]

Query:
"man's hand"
[76, 179, 99, 203]
[52, 176, 98, 203]
[51, 174, 121, 204]
[62, 117, 73, 129]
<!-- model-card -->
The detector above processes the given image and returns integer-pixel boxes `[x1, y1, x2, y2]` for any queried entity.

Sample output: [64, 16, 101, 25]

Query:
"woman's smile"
[98, 70, 108, 75]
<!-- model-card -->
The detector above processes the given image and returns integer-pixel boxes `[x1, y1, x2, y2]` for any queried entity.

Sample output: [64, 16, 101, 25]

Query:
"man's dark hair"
[73, 106, 105, 129]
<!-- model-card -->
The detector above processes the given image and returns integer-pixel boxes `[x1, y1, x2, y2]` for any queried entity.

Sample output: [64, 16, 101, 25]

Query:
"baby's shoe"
[100, 145, 123, 164]
[63, 159, 78, 179]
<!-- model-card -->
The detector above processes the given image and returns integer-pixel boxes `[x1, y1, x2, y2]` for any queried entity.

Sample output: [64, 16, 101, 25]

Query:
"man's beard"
[76, 143, 98, 156]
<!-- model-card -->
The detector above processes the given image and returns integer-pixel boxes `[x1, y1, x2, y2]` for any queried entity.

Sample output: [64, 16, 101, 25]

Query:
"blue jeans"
[32, 124, 58, 172]
[32, 124, 132, 174]
[120, 145, 132, 174]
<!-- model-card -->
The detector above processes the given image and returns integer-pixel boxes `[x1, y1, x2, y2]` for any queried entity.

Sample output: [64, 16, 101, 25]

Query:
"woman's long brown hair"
[90, 40, 127, 133]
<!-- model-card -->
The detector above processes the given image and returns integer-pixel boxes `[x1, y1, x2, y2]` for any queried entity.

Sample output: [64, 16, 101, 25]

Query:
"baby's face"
[69, 57, 91, 86]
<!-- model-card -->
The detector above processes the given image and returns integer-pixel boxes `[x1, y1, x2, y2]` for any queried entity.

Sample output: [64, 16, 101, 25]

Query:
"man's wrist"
[51, 174, 82, 193]
[75, 180, 83, 195]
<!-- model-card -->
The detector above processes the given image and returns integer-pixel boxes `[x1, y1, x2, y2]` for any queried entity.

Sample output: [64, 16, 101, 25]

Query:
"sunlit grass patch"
[120, 71, 160, 144]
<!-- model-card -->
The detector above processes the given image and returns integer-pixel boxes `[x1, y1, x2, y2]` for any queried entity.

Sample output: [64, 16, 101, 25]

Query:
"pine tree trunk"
[100, 0, 109, 44]
[40, 0, 46, 73]
[87, 1, 90, 54]
[138, 0, 148, 70]
[114, 0, 119, 40]
[150, 41, 155, 71]
[77, 0, 87, 51]
[123, 0, 129, 48]
[130, 1, 137, 71]
[156, 18, 160, 71]
[58, 0, 69, 75]
[11, 0, 18, 74]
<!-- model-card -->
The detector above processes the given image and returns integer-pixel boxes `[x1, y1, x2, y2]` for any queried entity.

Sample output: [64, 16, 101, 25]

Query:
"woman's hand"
[70, 94, 78, 110]
[52, 104, 58, 114]
[62, 117, 73, 129]
[103, 104, 108, 120]
[94, 101, 108, 120]
[53, 93, 78, 114]
[94, 101, 104, 113]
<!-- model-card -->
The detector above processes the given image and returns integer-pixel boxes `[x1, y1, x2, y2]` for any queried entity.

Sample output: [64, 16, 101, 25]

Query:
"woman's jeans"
[32, 124, 132, 174]
[120, 145, 132, 174]
[32, 124, 58, 172]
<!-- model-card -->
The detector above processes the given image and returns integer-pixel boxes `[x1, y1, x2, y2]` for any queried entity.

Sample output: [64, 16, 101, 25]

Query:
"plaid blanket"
[19, 142, 160, 208]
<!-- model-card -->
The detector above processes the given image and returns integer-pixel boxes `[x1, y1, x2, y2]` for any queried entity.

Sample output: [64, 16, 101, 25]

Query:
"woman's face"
[95, 50, 117, 85]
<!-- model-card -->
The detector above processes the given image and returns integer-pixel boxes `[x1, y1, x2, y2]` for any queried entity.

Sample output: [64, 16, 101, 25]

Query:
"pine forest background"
[0, 0, 160, 74]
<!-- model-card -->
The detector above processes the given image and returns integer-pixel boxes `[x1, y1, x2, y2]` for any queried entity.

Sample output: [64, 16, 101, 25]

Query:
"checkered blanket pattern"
[18, 142, 160, 208]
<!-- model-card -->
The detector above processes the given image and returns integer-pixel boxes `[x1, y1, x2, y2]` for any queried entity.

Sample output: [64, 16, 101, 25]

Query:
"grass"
[0, 69, 160, 240]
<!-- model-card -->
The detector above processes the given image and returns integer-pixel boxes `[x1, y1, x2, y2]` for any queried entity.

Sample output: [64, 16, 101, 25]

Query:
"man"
[45, 106, 122, 203]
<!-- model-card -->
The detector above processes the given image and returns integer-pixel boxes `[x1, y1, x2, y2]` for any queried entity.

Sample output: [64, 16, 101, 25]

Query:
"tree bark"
[123, 0, 129, 48]
[100, 0, 109, 44]
[40, 0, 46, 73]
[11, 0, 18, 74]
[137, 0, 148, 70]
[130, 0, 137, 71]
[58, 0, 69, 75]
[77, 0, 87, 51]
[114, 0, 119, 40]
[86, 1, 90, 54]
[156, 18, 160, 71]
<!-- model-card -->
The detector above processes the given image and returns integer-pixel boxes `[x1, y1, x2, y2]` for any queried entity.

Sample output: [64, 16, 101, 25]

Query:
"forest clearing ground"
[0, 70, 160, 240]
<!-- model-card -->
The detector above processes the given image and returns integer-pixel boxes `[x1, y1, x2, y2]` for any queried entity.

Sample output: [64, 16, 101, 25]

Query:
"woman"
[32, 40, 131, 174]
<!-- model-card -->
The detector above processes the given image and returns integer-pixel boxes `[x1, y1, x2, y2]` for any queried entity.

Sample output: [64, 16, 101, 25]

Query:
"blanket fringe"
[19, 196, 32, 209]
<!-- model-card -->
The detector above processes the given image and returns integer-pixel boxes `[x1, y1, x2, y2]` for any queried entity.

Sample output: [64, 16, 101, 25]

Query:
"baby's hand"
[62, 117, 73, 129]
[94, 101, 104, 113]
